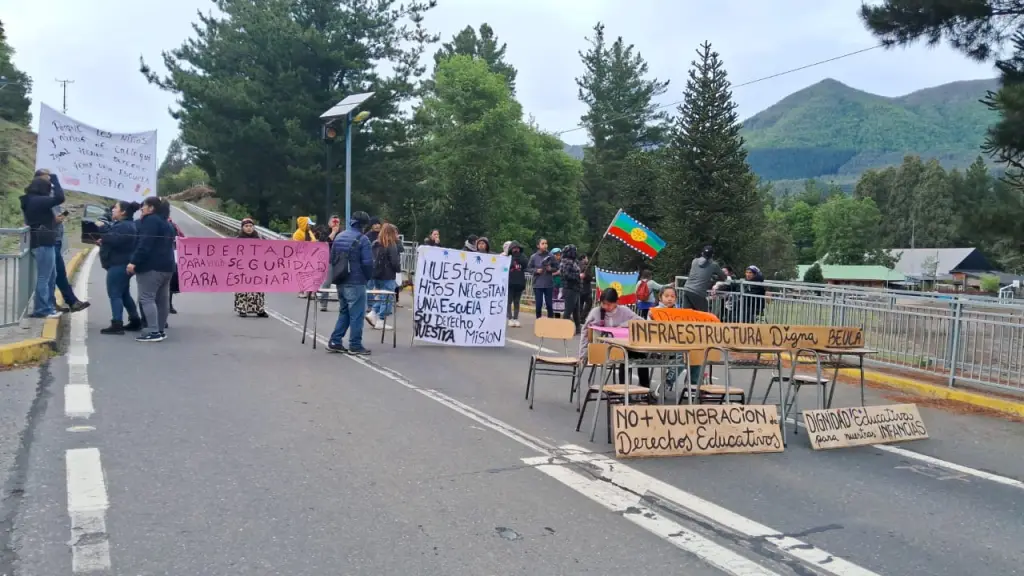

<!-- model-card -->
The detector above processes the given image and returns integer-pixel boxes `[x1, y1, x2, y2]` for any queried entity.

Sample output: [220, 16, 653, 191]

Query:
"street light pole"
[324, 141, 332, 226]
[344, 112, 353, 226]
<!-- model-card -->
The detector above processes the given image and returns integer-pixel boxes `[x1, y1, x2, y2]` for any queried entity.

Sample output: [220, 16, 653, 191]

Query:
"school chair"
[524, 318, 580, 410]
[575, 342, 652, 443]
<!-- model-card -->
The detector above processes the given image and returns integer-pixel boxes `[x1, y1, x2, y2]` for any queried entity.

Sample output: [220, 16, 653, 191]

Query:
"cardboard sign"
[628, 321, 863, 350]
[177, 237, 328, 292]
[413, 246, 511, 347]
[803, 404, 928, 450]
[612, 405, 784, 458]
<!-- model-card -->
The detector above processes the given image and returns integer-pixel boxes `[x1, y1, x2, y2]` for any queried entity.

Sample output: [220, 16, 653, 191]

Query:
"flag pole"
[584, 209, 621, 276]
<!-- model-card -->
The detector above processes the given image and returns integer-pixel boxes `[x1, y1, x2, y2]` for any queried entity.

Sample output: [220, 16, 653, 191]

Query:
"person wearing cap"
[327, 211, 373, 355]
[681, 245, 724, 312]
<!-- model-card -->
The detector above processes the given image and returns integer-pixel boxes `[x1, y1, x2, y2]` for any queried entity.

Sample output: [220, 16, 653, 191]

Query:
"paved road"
[0, 207, 1020, 575]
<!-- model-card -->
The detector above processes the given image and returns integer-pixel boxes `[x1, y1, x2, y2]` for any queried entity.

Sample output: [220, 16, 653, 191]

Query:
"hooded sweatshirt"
[527, 249, 552, 289]
[507, 241, 528, 289]
[475, 237, 491, 254]
[21, 178, 64, 248]
[682, 256, 723, 296]
[130, 211, 176, 274]
[292, 216, 316, 242]
[99, 218, 137, 270]
[331, 218, 373, 285]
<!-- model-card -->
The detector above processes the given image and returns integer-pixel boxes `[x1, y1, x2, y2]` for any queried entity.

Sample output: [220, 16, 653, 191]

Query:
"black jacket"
[371, 241, 401, 281]
[20, 178, 64, 248]
[99, 220, 137, 270]
[507, 242, 528, 288]
[130, 213, 176, 274]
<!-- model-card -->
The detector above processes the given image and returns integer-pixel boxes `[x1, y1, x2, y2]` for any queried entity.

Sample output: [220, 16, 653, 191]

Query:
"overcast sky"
[3, 0, 995, 161]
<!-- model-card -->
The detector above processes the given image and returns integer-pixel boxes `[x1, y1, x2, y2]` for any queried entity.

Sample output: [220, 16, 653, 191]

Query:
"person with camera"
[20, 171, 65, 318]
[43, 171, 90, 313]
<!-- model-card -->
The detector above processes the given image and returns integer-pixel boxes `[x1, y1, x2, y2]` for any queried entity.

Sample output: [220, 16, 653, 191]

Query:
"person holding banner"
[233, 219, 269, 318]
[20, 174, 64, 318]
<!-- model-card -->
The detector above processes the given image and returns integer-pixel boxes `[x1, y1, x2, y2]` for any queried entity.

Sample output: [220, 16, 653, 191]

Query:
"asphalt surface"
[0, 207, 1019, 575]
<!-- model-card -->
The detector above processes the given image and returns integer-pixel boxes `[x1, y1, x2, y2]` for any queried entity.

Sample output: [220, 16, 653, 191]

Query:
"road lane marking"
[264, 307, 875, 576]
[556, 446, 879, 576]
[526, 455, 781, 576]
[66, 448, 110, 573]
[65, 248, 97, 419]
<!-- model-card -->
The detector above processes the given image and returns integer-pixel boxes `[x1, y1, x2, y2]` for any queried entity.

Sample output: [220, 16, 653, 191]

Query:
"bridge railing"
[0, 227, 34, 327]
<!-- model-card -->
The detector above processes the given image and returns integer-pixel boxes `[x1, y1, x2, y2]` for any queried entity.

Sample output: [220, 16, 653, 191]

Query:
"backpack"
[330, 238, 360, 285]
[372, 242, 392, 278]
[637, 279, 651, 301]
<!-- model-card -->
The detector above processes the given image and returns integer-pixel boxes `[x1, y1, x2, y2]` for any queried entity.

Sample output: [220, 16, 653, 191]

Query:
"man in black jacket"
[20, 174, 64, 318]
[39, 171, 89, 313]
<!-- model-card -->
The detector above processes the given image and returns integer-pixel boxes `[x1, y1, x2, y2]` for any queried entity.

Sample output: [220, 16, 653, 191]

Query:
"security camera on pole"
[319, 92, 374, 226]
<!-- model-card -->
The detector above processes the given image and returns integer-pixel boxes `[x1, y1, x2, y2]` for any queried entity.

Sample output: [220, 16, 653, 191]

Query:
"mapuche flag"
[595, 268, 640, 305]
[605, 209, 666, 258]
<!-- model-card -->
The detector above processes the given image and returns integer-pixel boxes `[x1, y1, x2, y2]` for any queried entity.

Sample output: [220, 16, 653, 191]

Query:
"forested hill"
[740, 77, 1000, 182]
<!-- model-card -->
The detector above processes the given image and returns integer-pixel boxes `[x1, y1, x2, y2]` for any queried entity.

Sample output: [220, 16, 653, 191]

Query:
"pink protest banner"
[177, 237, 328, 293]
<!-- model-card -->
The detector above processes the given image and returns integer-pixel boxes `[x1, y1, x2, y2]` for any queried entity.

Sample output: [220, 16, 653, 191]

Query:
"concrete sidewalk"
[0, 249, 87, 366]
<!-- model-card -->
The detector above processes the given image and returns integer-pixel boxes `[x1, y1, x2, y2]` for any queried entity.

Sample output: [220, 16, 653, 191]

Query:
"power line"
[552, 44, 884, 141]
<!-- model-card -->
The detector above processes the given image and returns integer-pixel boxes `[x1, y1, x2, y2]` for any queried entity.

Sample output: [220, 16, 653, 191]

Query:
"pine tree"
[661, 42, 762, 275]
[0, 20, 32, 126]
[575, 22, 669, 256]
[430, 24, 517, 94]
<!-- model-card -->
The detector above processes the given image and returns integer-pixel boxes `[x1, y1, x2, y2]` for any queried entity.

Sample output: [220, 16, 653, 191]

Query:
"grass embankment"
[0, 118, 109, 251]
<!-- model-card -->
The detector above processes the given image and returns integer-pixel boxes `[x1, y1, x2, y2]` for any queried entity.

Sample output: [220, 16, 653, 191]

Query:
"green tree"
[813, 195, 891, 265]
[419, 55, 583, 247]
[802, 262, 825, 283]
[575, 22, 669, 254]
[755, 208, 799, 280]
[784, 200, 817, 263]
[141, 0, 436, 226]
[430, 24, 517, 94]
[157, 137, 192, 180]
[0, 20, 32, 126]
[660, 42, 762, 274]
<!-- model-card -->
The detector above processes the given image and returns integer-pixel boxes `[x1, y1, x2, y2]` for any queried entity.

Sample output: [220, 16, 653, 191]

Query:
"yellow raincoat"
[292, 216, 317, 242]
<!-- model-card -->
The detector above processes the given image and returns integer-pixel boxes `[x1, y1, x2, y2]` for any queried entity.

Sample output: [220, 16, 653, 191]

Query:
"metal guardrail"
[0, 227, 34, 327]
[678, 277, 1024, 394]
[181, 203, 418, 275]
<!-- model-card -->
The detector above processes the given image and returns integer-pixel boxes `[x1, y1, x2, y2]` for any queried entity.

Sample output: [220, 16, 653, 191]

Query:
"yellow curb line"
[0, 248, 88, 367]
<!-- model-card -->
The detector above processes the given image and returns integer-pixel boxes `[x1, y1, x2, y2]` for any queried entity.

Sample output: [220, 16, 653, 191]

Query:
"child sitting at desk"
[653, 285, 680, 391]
[579, 288, 650, 388]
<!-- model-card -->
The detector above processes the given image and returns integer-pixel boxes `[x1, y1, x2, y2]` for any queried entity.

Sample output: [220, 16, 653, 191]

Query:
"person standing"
[506, 241, 527, 327]
[367, 223, 401, 330]
[44, 171, 89, 313]
[96, 201, 142, 334]
[635, 269, 666, 320]
[558, 245, 583, 333]
[327, 211, 373, 355]
[527, 238, 553, 318]
[312, 215, 342, 312]
[578, 254, 594, 319]
[293, 216, 317, 298]
[681, 245, 723, 312]
[128, 196, 176, 343]
[166, 207, 185, 315]
[422, 229, 440, 246]
[20, 174, 64, 319]
[233, 218, 269, 318]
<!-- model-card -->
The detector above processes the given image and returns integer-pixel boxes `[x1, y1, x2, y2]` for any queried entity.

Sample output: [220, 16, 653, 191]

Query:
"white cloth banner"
[34, 103, 158, 202]
[413, 246, 510, 347]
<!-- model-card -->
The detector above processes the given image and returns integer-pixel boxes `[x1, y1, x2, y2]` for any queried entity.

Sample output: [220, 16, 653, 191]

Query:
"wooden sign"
[612, 404, 784, 458]
[628, 321, 863, 350]
[803, 404, 928, 450]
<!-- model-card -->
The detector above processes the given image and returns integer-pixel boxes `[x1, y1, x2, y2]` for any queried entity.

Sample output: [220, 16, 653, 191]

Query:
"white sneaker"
[507, 319, 514, 327]
[513, 319, 521, 327]
[374, 320, 385, 330]
[365, 310, 379, 327]
[47, 312, 62, 319]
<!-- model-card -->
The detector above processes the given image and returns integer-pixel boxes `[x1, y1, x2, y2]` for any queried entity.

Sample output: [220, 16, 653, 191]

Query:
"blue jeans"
[54, 243, 79, 305]
[330, 284, 367, 349]
[31, 246, 57, 316]
[534, 287, 553, 318]
[105, 266, 138, 323]
[369, 279, 396, 318]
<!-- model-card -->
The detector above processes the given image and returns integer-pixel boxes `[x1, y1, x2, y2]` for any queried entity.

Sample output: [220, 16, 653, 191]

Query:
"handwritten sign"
[34, 103, 158, 202]
[177, 238, 327, 293]
[613, 405, 784, 458]
[413, 246, 510, 347]
[803, 404, 928, 450]
[628, 321, 863, 350]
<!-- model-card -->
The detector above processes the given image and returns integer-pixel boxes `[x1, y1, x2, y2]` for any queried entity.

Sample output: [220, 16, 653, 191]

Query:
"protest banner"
[613, 404, 784, 458]
[628, 321, 863, 350]
[413, 246, 510, 346]
[803, 404, 928, 450]
[35, 103, 158, 202]
[177, 238, 328, 293]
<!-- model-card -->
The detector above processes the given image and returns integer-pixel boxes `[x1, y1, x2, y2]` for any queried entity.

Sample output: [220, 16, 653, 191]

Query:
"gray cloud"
[5, 0, 994, 159]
